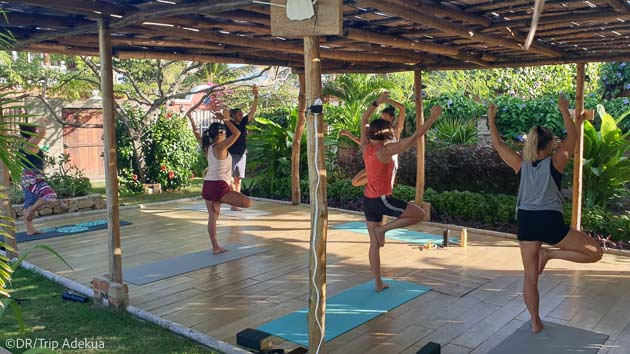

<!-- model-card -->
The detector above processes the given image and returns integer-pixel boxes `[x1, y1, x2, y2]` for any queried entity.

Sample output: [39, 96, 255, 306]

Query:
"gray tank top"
[516, 157, 564, 213]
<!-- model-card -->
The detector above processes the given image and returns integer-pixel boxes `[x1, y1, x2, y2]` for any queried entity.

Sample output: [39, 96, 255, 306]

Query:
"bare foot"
[538, 248, 549, 275]
[531, 318, 544, 333]
[374, 226, 386, 247]
[375, 282, 390, 292]
[213, 247, 227, 255]
[26, 229, 42, 236]
[230, 206, 242, 211]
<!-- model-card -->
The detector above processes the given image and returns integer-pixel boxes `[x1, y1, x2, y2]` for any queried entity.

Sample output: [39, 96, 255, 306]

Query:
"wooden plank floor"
[19, 199, 630, 353]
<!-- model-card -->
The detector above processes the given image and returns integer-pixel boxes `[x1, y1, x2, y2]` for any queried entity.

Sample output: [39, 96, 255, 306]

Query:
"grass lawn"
[91, 179, 205, 206]
[1, 269, 218, 354]
[91, 178, 256, 206]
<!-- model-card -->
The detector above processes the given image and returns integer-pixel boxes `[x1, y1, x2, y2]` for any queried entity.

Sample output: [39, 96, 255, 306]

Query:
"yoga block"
[417, 342, 440, 354]
[236, 328, 272, 351]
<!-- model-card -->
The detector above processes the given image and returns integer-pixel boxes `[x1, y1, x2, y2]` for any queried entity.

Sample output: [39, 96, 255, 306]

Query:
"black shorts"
[517, 209, 570, 245]
[364, 195, 408, 222]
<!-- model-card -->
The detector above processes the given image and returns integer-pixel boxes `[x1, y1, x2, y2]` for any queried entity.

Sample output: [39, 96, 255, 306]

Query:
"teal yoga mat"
[11, 220, 132, 243]
[333, 221, 458, 246]
[257, 279, 431, 346]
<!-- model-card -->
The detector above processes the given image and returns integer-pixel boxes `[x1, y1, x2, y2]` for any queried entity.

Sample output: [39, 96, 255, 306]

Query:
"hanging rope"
[524, 0, 546, 50]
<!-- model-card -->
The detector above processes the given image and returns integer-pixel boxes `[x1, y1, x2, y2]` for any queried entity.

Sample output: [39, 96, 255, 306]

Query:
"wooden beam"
[304, 36, 327, 354]
[420, 0, 492, 26]
[360, 0, 567, 58]
[143, 26, 418, 64]
[423, 53, 630, 70]
[0, 161, 17, 259]
[116, 50, 295, 67]
[414, 69, 425, 204]
[344, 28, 489, 67]
[16, 0, 132, 16]
[0, 12, 91, 28]
[486, 11, 630, 31]
[572, 63, 586, 230]
[292, 74, 306, 205]
[607, 0, 630, 12]
[98, 18, 123, 284]
[16, 0, 253, 48]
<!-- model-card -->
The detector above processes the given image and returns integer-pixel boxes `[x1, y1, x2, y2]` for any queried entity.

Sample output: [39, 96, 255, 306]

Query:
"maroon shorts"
[202, 180, 230, 202]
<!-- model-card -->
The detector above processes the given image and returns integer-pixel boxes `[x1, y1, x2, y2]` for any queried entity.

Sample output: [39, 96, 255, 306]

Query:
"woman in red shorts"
[201, 113, 252, 254]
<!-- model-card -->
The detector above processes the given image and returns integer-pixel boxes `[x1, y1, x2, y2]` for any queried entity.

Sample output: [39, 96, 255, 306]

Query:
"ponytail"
[523, 125, 553, 162]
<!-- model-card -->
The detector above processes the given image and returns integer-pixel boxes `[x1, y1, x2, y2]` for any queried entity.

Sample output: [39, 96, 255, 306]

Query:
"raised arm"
[377, 105, 441, 162]
[552, 95, 578, 172]
[186, 112, 202, 145]
[360, 91, 389, 147]
[340, 130, 361, 146]
[214, 112, 241, 155]
[387, 98, 406, 139]
[488, 103, 522, 174]
[247, 85, 259, 121]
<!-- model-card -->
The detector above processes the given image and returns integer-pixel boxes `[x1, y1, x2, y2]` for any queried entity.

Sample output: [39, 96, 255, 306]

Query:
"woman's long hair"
[202, 122, 226, 153]
[368, 119, 394, 141]
[523, 125, 553, 162]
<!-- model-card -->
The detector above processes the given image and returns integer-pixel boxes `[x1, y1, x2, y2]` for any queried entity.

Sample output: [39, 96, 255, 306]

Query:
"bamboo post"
[291, 74, 306, 205]
[414, 70, 426, 203]
[0, 161, 17, 259]
[99, 18, 123, 284]
[304, 36, 327, 354]
[571, 63, 586, 229]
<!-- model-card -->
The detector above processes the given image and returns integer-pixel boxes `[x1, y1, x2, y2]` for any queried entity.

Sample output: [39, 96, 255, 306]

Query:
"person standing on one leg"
[19, 118, 57, 236]
[341, 94, 406, 187]
[227, 85, 258, 211]
[488, 95, 603, 334]
[201, 112, 253, 254]
[360, 91, 442, 292]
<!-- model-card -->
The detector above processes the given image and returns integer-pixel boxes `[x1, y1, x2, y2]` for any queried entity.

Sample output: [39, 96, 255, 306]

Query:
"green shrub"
[428, 117, 477, 145]
[581, 207, 630, 242]
[599, 61, 630, 99]
[45, 153, 92, 199]
[580, 106, 630, 208]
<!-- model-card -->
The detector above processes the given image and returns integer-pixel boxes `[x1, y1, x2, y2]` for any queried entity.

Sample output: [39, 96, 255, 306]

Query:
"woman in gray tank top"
[488, 95, 603, 334]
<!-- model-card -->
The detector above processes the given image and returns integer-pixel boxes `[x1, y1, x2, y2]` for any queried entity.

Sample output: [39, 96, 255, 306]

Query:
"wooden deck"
[20, 199, 630, 354]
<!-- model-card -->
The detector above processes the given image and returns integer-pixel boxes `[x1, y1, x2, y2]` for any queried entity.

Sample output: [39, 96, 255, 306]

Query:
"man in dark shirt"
[227, 85, 258, 211]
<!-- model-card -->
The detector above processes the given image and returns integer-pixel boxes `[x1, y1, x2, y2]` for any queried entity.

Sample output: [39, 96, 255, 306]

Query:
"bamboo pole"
[291, 74, 307, 205]
[414, 70, 426, 213]
[304, 36, 327, 354]
[0, 161, 16, 259]
[571, 63, 586, 229]
[98, 18, 123, 284]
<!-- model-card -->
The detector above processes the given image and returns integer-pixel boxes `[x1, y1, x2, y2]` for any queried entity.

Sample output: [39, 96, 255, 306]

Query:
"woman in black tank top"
[19, 119, 57, 236]
[487, 95, 603, 334]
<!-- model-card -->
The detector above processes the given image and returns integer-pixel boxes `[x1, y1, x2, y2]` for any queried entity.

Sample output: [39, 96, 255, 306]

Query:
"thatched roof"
[3, 0, 630, 72]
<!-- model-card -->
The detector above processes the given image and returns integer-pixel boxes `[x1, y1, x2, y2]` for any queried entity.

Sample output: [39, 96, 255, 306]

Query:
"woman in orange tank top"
[360, 91, 442, 291]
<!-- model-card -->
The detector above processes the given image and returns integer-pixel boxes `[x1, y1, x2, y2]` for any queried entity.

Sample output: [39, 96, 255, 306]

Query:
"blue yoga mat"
[257, 279, 431, 346]
[12, 220, 133, 243]
[332, 221, 458, 246]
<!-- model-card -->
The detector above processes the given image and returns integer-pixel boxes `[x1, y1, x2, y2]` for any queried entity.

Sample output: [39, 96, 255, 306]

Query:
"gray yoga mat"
[179, 203, 271, 219]
[123, 243, 264, 285]
[487, 321, 609, 354]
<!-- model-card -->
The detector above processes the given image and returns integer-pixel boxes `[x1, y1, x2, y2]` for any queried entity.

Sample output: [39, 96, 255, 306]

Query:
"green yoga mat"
[333, 221, 458, 246]
[257, 279, 431, 346]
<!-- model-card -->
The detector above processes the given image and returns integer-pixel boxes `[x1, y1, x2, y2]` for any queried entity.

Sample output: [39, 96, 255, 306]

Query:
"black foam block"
[417, 341, 441, 354]
[236, 328, 272, 351]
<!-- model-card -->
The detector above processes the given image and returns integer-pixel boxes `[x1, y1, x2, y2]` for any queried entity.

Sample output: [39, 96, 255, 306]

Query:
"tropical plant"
[427, 117, 477, 145]
[581, 105, 630, 208]
[248, 108, 308, 196]
[323, 74, 396, 144]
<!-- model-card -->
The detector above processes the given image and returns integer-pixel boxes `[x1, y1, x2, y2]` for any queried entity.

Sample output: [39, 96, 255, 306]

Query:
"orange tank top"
[363, 144, 394, 198]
